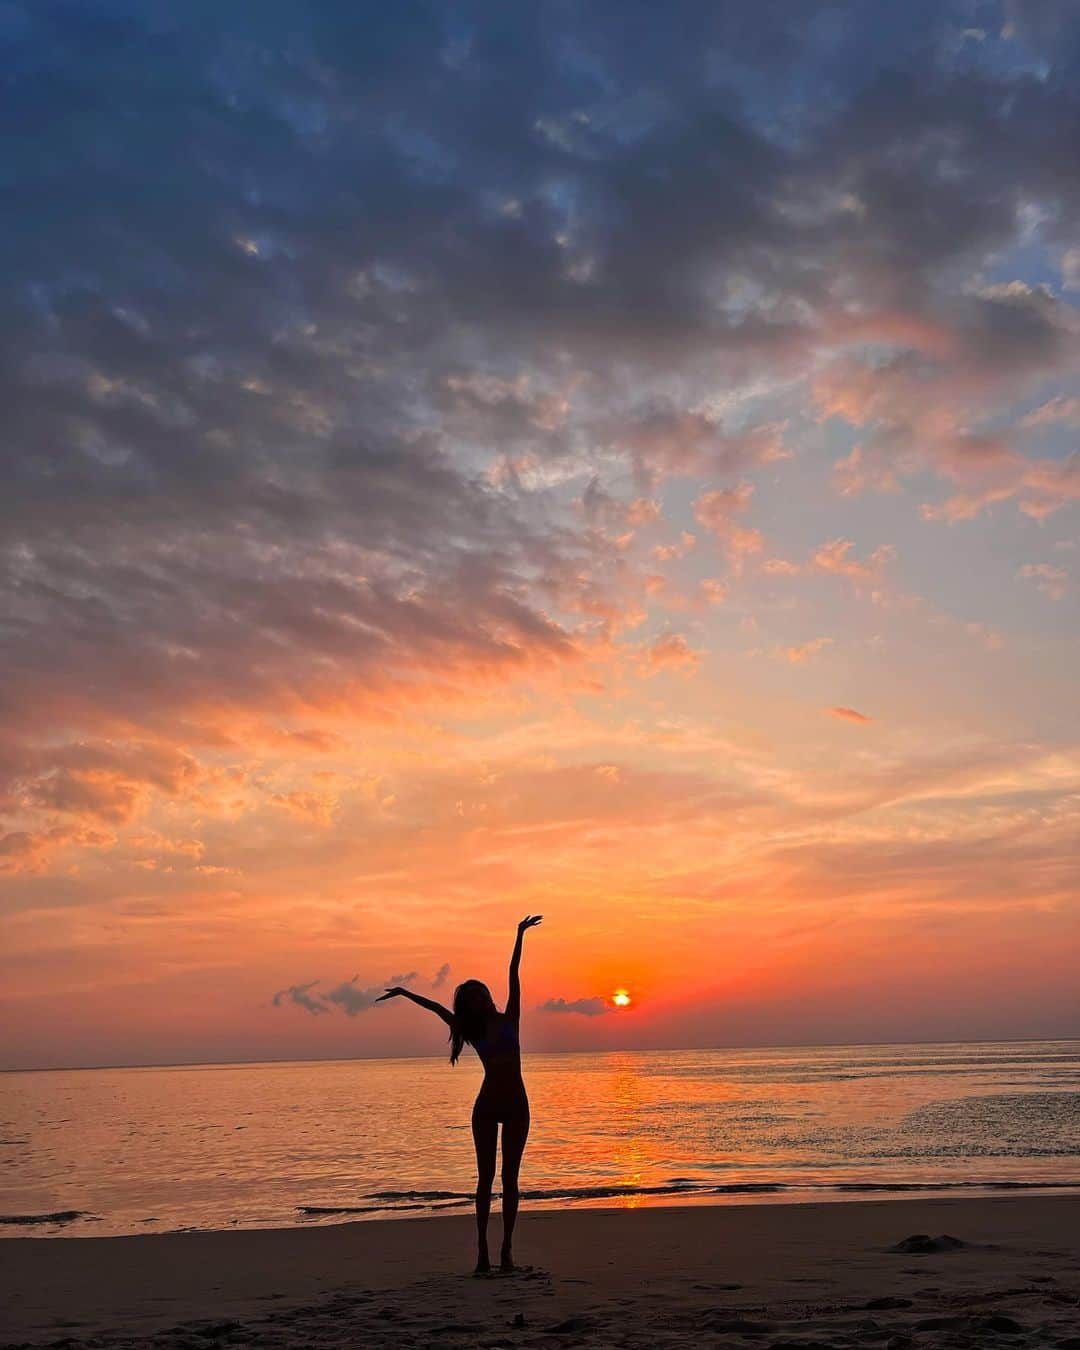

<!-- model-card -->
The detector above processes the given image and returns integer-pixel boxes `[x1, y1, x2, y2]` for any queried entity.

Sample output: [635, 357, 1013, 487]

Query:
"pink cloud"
[693, 483, 764, 569]
[762, 540, 893, 587]
[1019, 396, 1080, 429]
[609, 409, 788, 486]
[832, 445, 902, 498]
[828, 706, 873, 724]
[815, 283, 1080, 522]
[812, 538, 895, 580]
[781, 637, 834, 664]
[1018, 563, 1069, 599]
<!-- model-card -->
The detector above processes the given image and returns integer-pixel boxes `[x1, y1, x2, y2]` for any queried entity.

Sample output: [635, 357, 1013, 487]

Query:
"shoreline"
[6, 1177, 1080, 1241]
[4, 1192, 1079, 1347]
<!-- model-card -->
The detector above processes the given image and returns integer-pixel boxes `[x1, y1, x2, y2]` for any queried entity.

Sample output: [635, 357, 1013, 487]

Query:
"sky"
[2, 0, 1078, 1071]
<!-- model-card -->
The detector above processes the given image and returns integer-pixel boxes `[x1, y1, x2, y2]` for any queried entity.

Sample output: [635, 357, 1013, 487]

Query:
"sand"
[3, 1195, 1079, 1349]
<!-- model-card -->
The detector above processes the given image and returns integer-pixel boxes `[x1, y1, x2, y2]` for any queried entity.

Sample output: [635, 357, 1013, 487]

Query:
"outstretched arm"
[506, 914, 542, 1024]
[376, 986, 454, 1028]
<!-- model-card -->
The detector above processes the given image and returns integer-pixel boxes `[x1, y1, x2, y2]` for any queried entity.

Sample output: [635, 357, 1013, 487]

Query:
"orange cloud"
[270, 791, 340, 825]
[651, 531, 696, 562]
[0, 822, 117, 874]
[699, 578, 728, 605]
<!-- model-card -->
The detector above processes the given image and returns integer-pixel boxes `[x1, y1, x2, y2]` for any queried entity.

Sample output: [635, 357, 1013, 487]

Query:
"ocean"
[3, 1040, 1078, 1237]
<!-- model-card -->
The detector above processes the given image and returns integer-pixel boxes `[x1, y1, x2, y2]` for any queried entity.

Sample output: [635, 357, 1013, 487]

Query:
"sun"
[612, 989, 632, 1008]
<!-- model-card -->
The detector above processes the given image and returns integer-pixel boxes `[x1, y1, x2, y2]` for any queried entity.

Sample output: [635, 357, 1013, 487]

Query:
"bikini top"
[473, 1013, 520, 1058]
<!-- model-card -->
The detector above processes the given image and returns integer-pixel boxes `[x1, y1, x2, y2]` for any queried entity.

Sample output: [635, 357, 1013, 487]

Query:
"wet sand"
[3, 1194, 1079, 1348]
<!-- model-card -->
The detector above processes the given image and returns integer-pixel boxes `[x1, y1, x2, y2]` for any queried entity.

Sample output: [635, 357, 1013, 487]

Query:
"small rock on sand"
[980, 1314, 1025, 1334]
[892, 1233, 968, 1254]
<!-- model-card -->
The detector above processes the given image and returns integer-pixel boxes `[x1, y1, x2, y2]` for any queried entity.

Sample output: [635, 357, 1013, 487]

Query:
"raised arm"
[376, 986, 454, 1028]
[506, 915, 542, 1024]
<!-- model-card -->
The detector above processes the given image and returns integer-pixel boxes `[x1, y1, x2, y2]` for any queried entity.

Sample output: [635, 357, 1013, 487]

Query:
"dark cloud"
[540, 995, 612, 1016]
[271, 972, 420, 1017]
[326, 972, 420, 1017]
[271, 980, 327, 1015]
[431, 962, 452, 989]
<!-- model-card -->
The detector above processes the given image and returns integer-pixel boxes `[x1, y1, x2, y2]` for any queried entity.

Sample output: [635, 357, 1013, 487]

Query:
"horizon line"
[4, 1032, 1078, 1076]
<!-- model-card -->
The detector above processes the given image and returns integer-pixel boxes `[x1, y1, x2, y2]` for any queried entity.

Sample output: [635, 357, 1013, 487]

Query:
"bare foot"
[500, 1250, 515, 1273]
[474, 1252, 491, 1275]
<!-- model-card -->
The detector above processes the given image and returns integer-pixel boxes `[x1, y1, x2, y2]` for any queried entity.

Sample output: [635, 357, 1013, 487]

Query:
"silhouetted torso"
[471, 1013, 528, 1119]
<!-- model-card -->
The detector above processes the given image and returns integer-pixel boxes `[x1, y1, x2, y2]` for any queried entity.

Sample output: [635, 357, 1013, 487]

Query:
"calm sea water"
[3, 1041, 1078, 1237]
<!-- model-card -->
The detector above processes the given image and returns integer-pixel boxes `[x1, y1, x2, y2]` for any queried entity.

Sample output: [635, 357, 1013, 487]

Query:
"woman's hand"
[517, 915, 543, 933]
[375, 986, 407, 1002]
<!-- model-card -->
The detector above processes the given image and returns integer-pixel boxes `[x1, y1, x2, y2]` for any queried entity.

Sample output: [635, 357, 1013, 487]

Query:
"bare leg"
[499, 1111, 530, 1271]
[471, 1109, 498, 1273]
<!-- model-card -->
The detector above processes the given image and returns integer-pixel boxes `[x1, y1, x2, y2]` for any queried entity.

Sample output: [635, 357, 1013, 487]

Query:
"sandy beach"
[4, 1194, 1079, 1349]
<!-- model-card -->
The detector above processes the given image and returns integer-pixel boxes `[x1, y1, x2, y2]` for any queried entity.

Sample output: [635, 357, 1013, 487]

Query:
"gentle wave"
[296, 1176, 1080, 1217]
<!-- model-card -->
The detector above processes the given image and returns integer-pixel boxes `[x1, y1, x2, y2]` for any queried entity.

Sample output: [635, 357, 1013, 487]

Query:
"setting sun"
[612, 991, 632, 1008]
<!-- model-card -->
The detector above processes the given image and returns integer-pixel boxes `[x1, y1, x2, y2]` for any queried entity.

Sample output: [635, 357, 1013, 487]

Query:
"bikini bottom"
[472, 1091, 530, 1126]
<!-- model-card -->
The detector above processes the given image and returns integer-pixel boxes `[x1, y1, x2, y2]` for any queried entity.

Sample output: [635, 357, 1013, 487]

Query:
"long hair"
[450, 980, 496, 1065]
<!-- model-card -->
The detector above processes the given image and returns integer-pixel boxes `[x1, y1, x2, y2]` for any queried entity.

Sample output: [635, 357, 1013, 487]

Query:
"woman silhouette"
[376, 915, 542, 1273]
